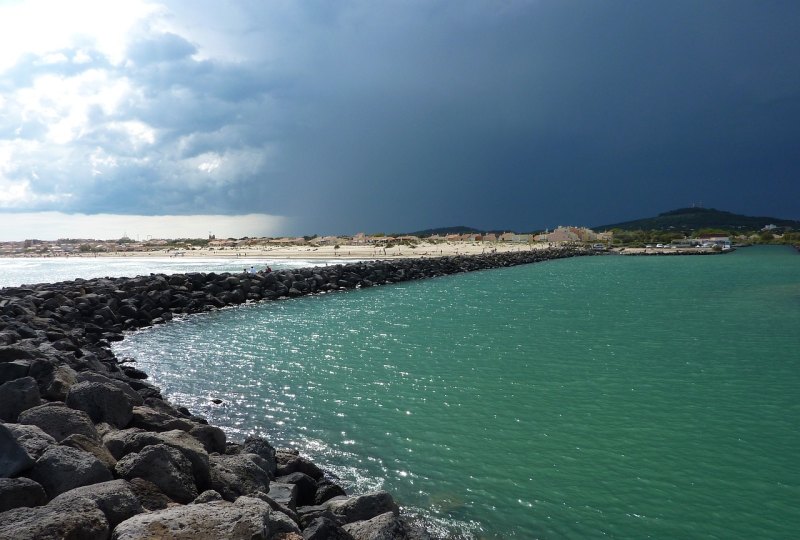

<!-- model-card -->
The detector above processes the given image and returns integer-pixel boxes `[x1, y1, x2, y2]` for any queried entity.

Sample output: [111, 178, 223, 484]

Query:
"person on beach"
[249, 266, 256, 274]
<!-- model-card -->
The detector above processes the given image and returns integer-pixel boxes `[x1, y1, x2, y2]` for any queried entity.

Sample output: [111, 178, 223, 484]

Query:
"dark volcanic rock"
[315, 480, 348, 505]
[276, 471, 318, 507]
[243, 435, 277, 477]
[65, 380, 135, 427]
[209, 453, 272, 501]
[193, 489, 224, 504]
[276, 449, 324, 480]
[0, 359, 31, 384]
[303, 517, 356, 540]
[103, 428, 210, 489]
[27, 445, 113, 498]
[18, 401, 100, 442]
[269, 507, 303, 537]
[325, 491, 400, 525]
[127, 477, 175, 511]
[77, 371, 144, 406]
[343, 511, 415, 540]
[190, 423, 227, 454]
[0, 423, 35, 477]
[0, 477, 48, 512]
[4, 422, 57, 460]
[112, 496, 272, 540]
[115, 443, 198, 503]
[0, 344, 43, 362]
[0, 375, 41, 422]
[38, 364, 79, 401]
[49, 479, 143, 529]
[0, 495, 109, 540]
[267, 481, 299, 511]
[130, 404, 195, 432]
[60, 433, 118, 470]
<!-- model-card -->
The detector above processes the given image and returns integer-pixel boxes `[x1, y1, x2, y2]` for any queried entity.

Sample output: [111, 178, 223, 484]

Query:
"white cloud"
[0, 179, 67, 207]
[14, 69, 135, 145]
[0, 212, 288, 241]
[108, 120, 157, 148]
[0, 0, 161, 71]
[89, 147, 119, 176]
[0, 179, 33, 206]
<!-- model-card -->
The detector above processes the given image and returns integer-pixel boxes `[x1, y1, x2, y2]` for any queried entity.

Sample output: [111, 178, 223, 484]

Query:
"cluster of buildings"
[533, 226, 613, 244]
[1, 226, 618, 257]
[209, 228, 605, 249]
[0, 227, 755, 258]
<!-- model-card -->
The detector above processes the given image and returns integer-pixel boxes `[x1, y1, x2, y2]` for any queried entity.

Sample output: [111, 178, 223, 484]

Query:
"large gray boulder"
[18, 401, 99, 442]
[27, 445, 113, 498]
[129, 405, 195, 432]
[77, 371, 144, 406]
[0, 423, 34, 477]
[0, 477, 47, 512]
[268, 506, 302, 537]
[115, 443, 198, 503]
[193, 489, 224, 504]
[127, 477, 175, 511]
[151, 429, 211, 489]
[0, 344, 41, 362]
[65, 380, 134, 427]
[208, 453, 271, 501]
[190, 423, 227, 454]
[0, 359, 31, 384]
[276, 471, 318, 507]
[50, 479, 143, 529]
[61, 433, 118, 470]
[39, 364, 79, 401]
[0, 494, 109, 539]
[342, 511, 411, 540]
[103, 427, 149, 458]
[112, 496, 272, 540]
[0, 376, 41, 422]
[266, 481, 299, 511]
[325, 491, 400, 524]
[297, 504, 340, 529]
[303, 517, 356, 540]
[242, 435, 277, 476]
[276, 449, 324, 479]
[104, 428, 210, 488]
[4, 422, 57, 460]
[315, 479, 347, 505]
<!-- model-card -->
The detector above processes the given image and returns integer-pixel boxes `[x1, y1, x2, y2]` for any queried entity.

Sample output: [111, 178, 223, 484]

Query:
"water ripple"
[115, 247, 800, 539]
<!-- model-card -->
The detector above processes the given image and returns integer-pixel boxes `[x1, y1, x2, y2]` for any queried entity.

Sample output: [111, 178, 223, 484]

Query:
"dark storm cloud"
[230, 0, 800, 232]
[2, 1, 798, 233]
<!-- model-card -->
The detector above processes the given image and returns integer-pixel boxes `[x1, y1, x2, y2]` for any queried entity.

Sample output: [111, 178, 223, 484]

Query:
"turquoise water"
[114, 247, 800, 538]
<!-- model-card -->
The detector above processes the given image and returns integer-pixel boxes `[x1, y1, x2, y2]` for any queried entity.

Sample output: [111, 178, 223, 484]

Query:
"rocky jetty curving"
[0, 247, 590, 539]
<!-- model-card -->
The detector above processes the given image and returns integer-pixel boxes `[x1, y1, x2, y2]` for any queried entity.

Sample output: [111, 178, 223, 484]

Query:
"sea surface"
[0, 256, 347, 289]
[105, 246, 797, 538]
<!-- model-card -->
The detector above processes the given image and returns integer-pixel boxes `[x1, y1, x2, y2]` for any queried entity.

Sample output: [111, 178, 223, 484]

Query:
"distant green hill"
[594, 208, 799, 232]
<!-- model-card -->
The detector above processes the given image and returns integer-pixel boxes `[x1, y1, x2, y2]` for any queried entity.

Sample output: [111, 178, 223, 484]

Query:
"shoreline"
[0, 247, 592, 538]
[1, 241, 726, 261]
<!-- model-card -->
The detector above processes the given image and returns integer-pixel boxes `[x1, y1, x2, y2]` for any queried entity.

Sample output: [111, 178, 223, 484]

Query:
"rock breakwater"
[0, 247, 590, 539]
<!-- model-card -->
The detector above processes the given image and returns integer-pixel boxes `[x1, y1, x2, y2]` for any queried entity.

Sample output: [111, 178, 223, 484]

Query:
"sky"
[1, 0, 798, 240]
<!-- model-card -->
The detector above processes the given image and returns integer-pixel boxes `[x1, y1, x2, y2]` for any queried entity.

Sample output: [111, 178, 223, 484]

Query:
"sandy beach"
[2, 241, 722, 261]
[52, 241, 558, 260]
